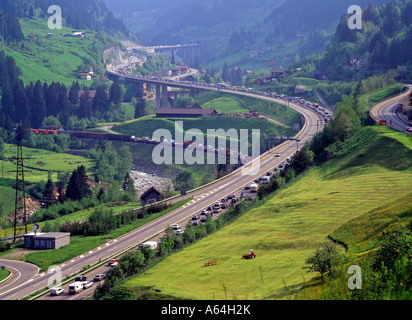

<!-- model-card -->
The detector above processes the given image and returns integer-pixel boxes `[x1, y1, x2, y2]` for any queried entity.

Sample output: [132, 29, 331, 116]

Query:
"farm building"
[140, 187, 164, 205]
[24, 232, 70, 250]
[156, 108, 218, 118]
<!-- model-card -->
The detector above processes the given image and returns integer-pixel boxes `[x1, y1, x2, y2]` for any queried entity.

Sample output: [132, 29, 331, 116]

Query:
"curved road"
[0, 75, 326, 300]
[0, 259, 39, 299]
[370, 85, 411, 132]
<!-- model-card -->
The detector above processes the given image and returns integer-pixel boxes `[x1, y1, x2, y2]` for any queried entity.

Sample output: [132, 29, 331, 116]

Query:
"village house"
[79, 73, 91, 80]
[140, 186, 164, 205]
[271, 68, 292, 79]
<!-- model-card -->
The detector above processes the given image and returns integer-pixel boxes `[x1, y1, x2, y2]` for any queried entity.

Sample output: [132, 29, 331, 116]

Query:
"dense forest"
[104, 0, 392, 69]
[295, 0, 412, 81]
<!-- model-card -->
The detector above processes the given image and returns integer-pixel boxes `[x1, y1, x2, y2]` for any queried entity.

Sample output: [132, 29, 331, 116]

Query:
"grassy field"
[0, 143, 95, 219]
[113, 116, 295, 143]
[115, 125, 412, 300]
[195, 91, 301, 127]
[2, 143, 95, 183]
[20, 198, 191, 271]
[5, 17, 112, 86]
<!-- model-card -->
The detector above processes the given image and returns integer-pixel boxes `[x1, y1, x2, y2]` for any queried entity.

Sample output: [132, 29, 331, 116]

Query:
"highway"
[369, 85, 412, 132]
[0, 71, 326, 301]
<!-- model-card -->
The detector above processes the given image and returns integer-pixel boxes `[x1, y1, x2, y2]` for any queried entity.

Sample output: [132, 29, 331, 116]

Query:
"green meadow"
[116, 125, 412, 300]
[5, 17, 115, 86]
[0, 143, 95, 219]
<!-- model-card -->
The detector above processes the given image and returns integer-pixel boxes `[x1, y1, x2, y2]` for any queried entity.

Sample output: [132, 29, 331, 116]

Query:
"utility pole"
[10, 129, 32, 242]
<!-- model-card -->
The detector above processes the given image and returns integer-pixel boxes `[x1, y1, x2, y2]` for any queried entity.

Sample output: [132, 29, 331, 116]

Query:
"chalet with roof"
[186, 103, 202, 110]
[271, 68, 292, 79]
[140, 186, 163, 205]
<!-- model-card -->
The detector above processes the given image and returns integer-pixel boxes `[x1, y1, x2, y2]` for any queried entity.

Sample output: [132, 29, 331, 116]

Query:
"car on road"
[176, 229, 184, 235]
[172, 224, 181, 230]
[75, 275, 87, 282]
[266, 171, 272, 176]
[94, 274, 105, 282]
[221, 203, 227, 209]
[50, 287, 64, 296]
[108, 259, 119, 266]
[207, 206, 213, 211]
[192, 215, 199, 220]
[244, 185, 250, 190]
[275, 153, 281, 157]
[227, 194, 235, 199]
[83, 281, 93, 289]
[274, 167, 279, 172]
[200, 210, 207, 215]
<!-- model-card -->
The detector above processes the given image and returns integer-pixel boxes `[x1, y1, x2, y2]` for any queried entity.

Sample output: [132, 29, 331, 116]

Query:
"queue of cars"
[112, 68, 332, 129]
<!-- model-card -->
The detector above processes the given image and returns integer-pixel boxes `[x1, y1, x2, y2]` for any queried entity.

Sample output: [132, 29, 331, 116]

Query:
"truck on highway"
[250, 183, 259, 193]
[139, 241, 158, 249]
[68, 282, 83, 294]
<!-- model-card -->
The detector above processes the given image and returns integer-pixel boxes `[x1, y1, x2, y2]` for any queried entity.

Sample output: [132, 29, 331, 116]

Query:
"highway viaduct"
[107, 72, 207, 111]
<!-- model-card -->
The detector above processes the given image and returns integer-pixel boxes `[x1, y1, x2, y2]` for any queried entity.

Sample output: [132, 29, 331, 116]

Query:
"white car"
[172, 224, 181, 230]
[83, 281, 93, 289]
[94, 274, 105, 282]
[176, 229, 184, 235]
[275, 153, 281, 157]
[50, 287, 64, 296]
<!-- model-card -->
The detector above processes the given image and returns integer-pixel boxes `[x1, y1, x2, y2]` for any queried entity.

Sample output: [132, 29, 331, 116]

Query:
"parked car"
[207, 206, 213, 211]
[193, 220, 199, 226]
[200, 210, 207, 215]
[266, 171, 272, 176]
[192, 215, 199, 220]
[244, 185, 250, 190]
[201, 216, 207, 222]
[94, 274, 105, 282]
[176, 229, 184, 235]
[172, 224, 181, 230]
[50, 287, 64, 296]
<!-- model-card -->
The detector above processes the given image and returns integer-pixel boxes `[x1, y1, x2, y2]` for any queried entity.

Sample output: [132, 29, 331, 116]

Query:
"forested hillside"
[297, 0, 412, 81]
[104, 0, 391, 70]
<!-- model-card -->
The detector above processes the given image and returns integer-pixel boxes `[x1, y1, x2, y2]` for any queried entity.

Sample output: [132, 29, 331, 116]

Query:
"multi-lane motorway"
[0, 76, 326, 301]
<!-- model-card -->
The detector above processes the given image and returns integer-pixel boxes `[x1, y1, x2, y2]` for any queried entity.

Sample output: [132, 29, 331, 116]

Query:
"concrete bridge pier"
[162, 85, 169, 108]
[156, 84, 161, 111]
